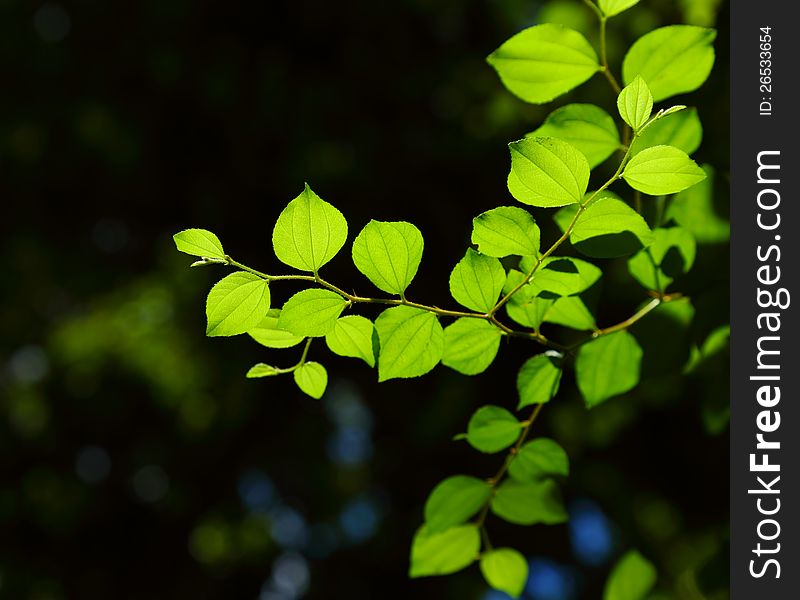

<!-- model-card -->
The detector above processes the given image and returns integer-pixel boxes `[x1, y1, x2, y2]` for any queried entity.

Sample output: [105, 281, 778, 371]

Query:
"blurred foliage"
[3, 0, 728, 598]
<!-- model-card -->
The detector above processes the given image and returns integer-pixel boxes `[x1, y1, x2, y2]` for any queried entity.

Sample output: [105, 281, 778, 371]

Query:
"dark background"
[2, 0, 730, 598]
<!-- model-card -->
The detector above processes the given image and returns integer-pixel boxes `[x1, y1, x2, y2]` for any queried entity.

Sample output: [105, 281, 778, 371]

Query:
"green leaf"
[248, 309, 305, 349]
[272, 184, 348, 273]
[527, 104, 621, 169]
[424, 476, 492, 533]
[442, 318, 502, 375]
[480, 548, 529, 598]
[293, 361, 327, 399]
[576, 331, 643, 407]
[487, 24, 600, 104]
[507, 294, 554, 330]
[508, 438, 570, 482]
[490, 479, 568, 525]
[622, 145, 706, 195]
[568, 196, 654, 258]
[544, 296, 597, 331]
[666, 165, 729, 243]
[599, 0, 641, 17]
[508, 137, 591, 208]
[409, 524, 480, 577]
[627, 226, 696, 292]
[375, 306, 443, 381]
[617, 76, 653, 132]
[449, 249, 507, 313]
[206, 272, 271, 337]
[351, 220, 424, 296]
[277, 289, 347, 337]
[630, 107, 703, 156]
[173, 228, 225, 259]
[622, 25, 716, 102]
[471, 206, 540, 258]
[466, 405, 523, 453]
[604, 551, 657, 600]
[532, 257, 602, 296]
[324, 315, 376, 367]
[246, 363, 282, 378]
[516, 353, 562, 409]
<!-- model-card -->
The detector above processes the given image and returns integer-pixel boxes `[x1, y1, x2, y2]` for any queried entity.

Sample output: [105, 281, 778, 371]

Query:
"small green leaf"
[471, 206, 540, 258]
[490, 479, 568, 525]
[516, 353, 562, 409]
[351, 220, 424, 296]
[248, 309, 305, 349]
[599, 0, 641, 17]
[576, 331, 643, 407]
[246, 363, 282, 378]
[466, 405, 522, 454]
[543, 296, 597, 331]
[506, 294, 554, 330]
[449, 249, 507, 313]
[272, 184, 348, 273]
[206, 272, 271, 337]
[293, 361, 327, 399]
[569, 196, 654, 258]
[617, 76, 653, 131]
[173, 228, 226, 259]
[424, 476, 492, 533]
[508, 438, 570, 482]
[532, 257, 602, 297]
[324, 315, 376, 367]
[480, 548, 529, 599]
[375, 306, 443, 381]
[277, 289, 347, 337]
[442, 318, 502, 375]
[527, 104, 621, 169]
[627, 226, 696, 292]
[630, 107, 703, 156]
[623, 25, 716, 102]
[604, 551, 657, 600]
[666, 165, 729, 243]
[622, 145, 706, 195]
[487, 24, 600, 104]
[409, 524, 480, 578]
[508, 137, 591, 208]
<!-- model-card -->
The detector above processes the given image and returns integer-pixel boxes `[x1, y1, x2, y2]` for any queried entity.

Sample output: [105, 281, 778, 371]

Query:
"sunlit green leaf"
[278, 289, 347, 337]
[509, 137, 591, 207]
[491, 479, 568, 525]
[375, 306, 443, 381]
[471, 206, 540, 258]
[173, 228, 225, 259]
[528, 104, 621, 168]
[622, 145, 706, 195]
[442, 318, 502, 375]
[568, 196, 654, 258]
[246, 363, 282, 378]
[666, 165, 729, 243]
[325, 315, 376, 367]
[628, 226, 696, 291]
[623, 25, 716, 102]
[424, 476, 492, 533]
[630, 108, 703, 156]
[576, 331, 643, 407]
[351, 220, 424, 296]
[248, 309, 305, 349]
[617, 76, 653, 131]
[599, 0, 641, 17]
[293, 361, 327, 399]
[544, 296, 597, 331]
[466, 405, 522, 453]
[480, 548, 529, 598]
[272, 184, 348, 272]
[409, 524, 480, 577]
[531, 257, 602, 296]
[508, 438, 569, 482]
[604, 550, 657, 600]
[206, 272, 271, 337]
[516, 353, 562, 409]
[449, 249, 506, 313]
[487, 24, 600, 104]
